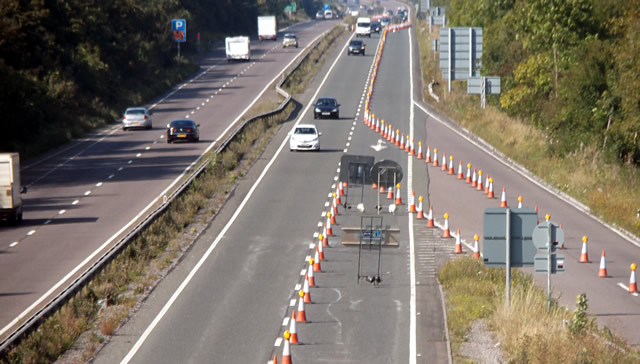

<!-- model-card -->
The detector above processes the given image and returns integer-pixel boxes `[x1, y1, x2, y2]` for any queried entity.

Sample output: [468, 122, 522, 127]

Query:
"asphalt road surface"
[0, 20, 337, 342]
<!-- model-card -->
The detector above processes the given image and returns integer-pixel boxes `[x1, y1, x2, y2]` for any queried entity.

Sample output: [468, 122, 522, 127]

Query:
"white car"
[122, 107, 152, 130]
[289, 124, 321, 151]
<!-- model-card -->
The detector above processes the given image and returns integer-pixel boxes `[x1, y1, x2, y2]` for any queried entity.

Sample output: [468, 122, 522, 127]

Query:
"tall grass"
[439, 258, 640, 363]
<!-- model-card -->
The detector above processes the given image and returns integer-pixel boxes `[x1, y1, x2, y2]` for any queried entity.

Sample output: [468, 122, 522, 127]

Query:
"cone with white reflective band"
[471, 168, 477, 187]
[326, 214, 333, 236]
[425, 145, 431, 163]
[321, 229, 329, 247]
[465, 163, 472, 183]
[405, 136, 411, 153]
[289, 311, 299, 344]
[395, 130, 401, 146]
[488, 179, 495, 199]
[432, 148, 438, 167]
[457, 161, 464, 179]
[448, 155, 455, 175]
[579, 235, 589, 263]
[307, 260, 315, 287]
[500, 187, 507, 206]
[408, 192, 416, 213]
[629, 264, 637, 293]
[484, 174, 490, 194]
[282, 331, 292, 364]
[317, 238, 325, 260]
[417, 142, 423, 159]
[427, 205, 434, 227]
[441, 153, 447, 171]
[303, 278, 312, 303]
[296, 290, 307, 322]
[313, 250, 321, 272]
[477, 171, 483, 191]
[454, 228, 463, 254]
[400, 133, 405, 149]
[395, 184, 402, 205]
[598, 250, 607, 277]
[416, 196, 424, 219]
[473, 235, 480, 259]
[443, 213, 451, 238]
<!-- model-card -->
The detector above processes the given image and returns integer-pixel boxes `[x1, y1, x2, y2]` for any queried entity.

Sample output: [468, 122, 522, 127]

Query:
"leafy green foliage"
[444, 0, 640, 165]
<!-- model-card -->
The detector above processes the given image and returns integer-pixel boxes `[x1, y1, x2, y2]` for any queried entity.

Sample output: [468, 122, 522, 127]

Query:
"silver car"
[122, 107, 152, 130]
[282, 33, 298, 48]
[289, 124, 321, 151]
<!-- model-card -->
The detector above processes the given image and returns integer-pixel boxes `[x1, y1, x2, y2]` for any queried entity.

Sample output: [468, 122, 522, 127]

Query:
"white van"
[324, 9, 333, 19]
[356, 17, 371, 37]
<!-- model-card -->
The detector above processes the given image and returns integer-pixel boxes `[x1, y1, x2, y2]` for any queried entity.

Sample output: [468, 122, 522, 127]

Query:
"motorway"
[0, 19, 337, 342]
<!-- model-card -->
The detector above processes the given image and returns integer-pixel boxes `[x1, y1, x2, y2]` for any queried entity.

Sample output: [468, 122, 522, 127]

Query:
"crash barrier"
[0, 26, 340, 355]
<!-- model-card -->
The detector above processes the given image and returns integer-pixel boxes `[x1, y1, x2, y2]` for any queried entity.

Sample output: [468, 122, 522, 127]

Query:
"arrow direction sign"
[370, 139, 387, 152]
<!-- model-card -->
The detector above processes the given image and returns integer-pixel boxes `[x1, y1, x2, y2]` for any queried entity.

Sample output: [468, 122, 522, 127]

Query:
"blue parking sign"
[171, 19, 186, 43]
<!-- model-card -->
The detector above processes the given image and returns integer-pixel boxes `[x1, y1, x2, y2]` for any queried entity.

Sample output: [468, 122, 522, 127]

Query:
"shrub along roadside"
[439, 257, 639, 363]
[2, 23, 347, 363]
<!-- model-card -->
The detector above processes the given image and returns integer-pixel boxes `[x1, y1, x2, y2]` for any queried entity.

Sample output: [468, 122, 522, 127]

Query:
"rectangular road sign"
[439, 27, 482, 81]
[171, 19, 186, 43]
[467, 76, 501, 95]
[482, 207, 538, 267]
[535, 253, 566, 273]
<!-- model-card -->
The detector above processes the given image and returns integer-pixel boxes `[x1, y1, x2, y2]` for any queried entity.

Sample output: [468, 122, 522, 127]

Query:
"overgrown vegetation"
[439, 257, 639, 363]
[416, 14, 640, 237]
[0, 0, 307, 160]
[1, 21, 344, 362]
[441, 0, 640, 167]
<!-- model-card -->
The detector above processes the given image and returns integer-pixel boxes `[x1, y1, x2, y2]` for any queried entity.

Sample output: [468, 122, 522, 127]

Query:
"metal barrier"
[0, 27, 334, 355]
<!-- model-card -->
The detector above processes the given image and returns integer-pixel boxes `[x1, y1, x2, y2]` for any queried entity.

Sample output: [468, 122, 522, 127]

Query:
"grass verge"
[2, 23, 347, 363]
[439, 257, 640, 363]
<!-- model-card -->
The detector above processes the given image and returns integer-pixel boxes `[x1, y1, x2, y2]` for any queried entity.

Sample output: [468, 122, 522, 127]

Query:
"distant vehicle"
[324, 9, 333, 19]
[380, 17, 391, 27]
[289, 124, 321, 151]
[225, 36, 250, 62]
[356, 17, 371, 37]
[316, 10, 324, 19]
[258, 16, 277, 41]
[0, 153, 25, 224]
[348, 7, 359, 16]
[282, 33, 298, 48]
[314, 97, 340, 119]
[347, 39, 365, 55]
[370, 20, 381, 33]
[166, 119, 200, 143]
[122, 107, 152, 130]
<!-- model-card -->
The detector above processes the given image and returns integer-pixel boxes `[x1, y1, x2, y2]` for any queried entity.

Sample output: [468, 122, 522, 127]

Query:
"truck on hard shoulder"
[225, 36, 251, 62]
[0, 153, 26, 224]
[258, 16, 277, 41]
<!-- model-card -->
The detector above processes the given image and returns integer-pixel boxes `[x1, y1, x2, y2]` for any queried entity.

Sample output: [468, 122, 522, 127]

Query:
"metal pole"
[377, 172, 381, 216]
[505, 208, 511, 309]
[547, 220, 552, 312]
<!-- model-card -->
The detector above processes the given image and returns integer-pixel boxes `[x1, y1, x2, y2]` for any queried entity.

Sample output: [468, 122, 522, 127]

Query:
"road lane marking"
[10, 242, 18, 247]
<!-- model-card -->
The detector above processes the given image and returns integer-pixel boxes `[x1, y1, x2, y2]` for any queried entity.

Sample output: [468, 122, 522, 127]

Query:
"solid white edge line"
[0, 24, 334, 341]
[121, 27, 355, 363]
[413, 99, 640, 250]
[407, 14, 417, 364]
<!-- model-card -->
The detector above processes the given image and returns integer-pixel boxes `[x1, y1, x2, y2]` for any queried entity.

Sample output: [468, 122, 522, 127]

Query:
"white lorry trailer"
[258, 16, 277, 41]
[225, 36, 251, 62]
[0, 153, 25, 224]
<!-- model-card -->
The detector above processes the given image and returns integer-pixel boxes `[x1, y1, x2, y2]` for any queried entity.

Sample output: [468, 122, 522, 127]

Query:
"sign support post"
[505, 208, 511, 308]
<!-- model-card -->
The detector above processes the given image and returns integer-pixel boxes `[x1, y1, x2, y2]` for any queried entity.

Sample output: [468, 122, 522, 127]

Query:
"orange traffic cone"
[273, 353, 279, 364]
[326, 215, 333, 236]
[303, 277, 312, 303]
[425, 145, 431, 163]
[282, 331, 292, 364]
[296, 290, 307, 322]
[457, 161, 464, 179]
[313, 250, 321, 272]
[427, 205, 434, 227]
[488, 179, 495, 199]
[432, 148, 439, 167]
[465, 163, 472, 183]
[389, 128, 394, 142]
[335, 188, 341, 205]
[517, 195, 523, 208]
[484, 175, 490, 194]
[405, 136, 411, 153]
[379, 185, 385, 194]
[395, 184, 402, 205]
[416, 196, 424, 219]
[375, 118, 380, 132]
[372, 181, 378, 189]
[387, 186, 394, 200]
[443, 213, 451, 238]
[317, 239, 325, 260]
[579, 235, 589, 263]
[289, 311, 299, 344]
[400, 133, 405, 149]
[454, 228, 463, 254]
[598, 250, 608, 277]
[471, 168, 477, 187]
[417, 142, 423, 159]
[448, 155, 455, 174]
[307, 262, 315, 287]
[395, 130, 400, 146]
[499, 187, 507, 206]
[629, 264, 637, 293]
[339, 181, 345, 196]
[408, 192, 416, 212]
[441, 153, 447, 171]
[330, 211, 336, 224]
[321, 228, 329, 247]
[473, 235, 480, 260]
[477, 171, 483, 191]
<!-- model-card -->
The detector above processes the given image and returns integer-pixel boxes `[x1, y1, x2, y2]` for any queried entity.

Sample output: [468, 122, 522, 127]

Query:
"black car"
[370, 21, 381, 33]
[347, 40, 366, 56]
[167, 119, 200, 143]
[314, 97, 340, 119]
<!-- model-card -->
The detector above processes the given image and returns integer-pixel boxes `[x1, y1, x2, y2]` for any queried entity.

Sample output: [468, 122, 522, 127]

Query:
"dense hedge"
[444, 0, 640, 165]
